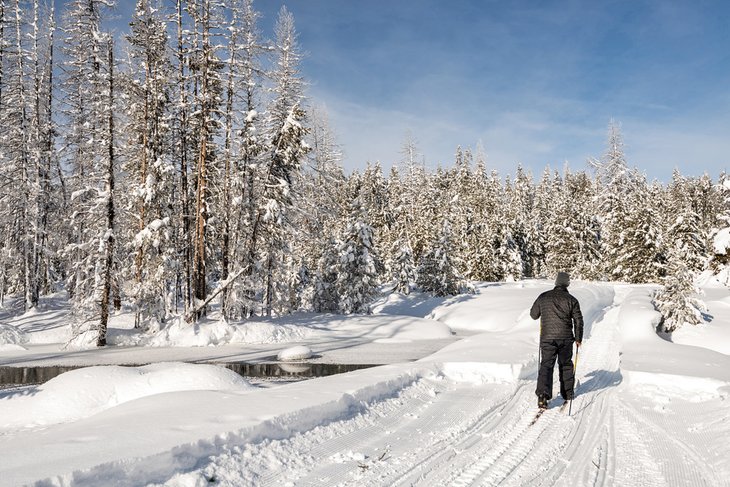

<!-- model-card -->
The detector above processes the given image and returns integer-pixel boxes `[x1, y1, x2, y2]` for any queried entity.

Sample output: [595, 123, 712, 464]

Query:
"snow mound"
[277, 345, 313, 361]
[618, 288, 730, 399]
[619, 288, 663, 342]
[0, 323, 27, 350]
[230, 321, 315, 344]
[0, 362, 252, 431]
[114, 319, 316, 347]
[142, 319, 236, 347]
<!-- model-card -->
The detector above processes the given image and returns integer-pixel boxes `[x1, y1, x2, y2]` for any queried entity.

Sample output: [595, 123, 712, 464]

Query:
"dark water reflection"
[0, 362, 377, 388]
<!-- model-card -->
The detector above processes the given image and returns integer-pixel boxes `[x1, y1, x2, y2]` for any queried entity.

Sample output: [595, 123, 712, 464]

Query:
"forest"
[0, 0, 726, 346]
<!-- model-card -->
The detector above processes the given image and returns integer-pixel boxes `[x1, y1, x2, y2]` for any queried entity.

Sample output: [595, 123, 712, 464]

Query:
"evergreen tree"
[60, 0, 119, 347]
[334, 197, 380, 314]
[312, 236, 340, 313]
[189, 0, 225, 320]
[124, 0, 175, 330]
[258, 6, 307, 317]
[610, 173, 665, 283]
[709, 173, 730, 283]
[220, 0, 267, 320]
[666, 206, 707, 274]
[417, 218, 472, 296]
[390, 239, 416, 295]
[593, 120, 631, 279]
[653, 246, 707, 332]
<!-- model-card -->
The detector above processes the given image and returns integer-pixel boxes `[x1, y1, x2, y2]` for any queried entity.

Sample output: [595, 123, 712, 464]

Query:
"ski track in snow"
[152, 294, 730, 486]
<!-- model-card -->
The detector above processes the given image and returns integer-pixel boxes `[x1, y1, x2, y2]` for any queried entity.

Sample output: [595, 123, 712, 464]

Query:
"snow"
[617, 286, 730, 399]
[715, 226, 730, 254]
[110, 313, 452, 348]
[277, 345, 312, 361]
[0, 323, 27, 350]
[0, 363, 252, 431]
[1, 281, 730, 486]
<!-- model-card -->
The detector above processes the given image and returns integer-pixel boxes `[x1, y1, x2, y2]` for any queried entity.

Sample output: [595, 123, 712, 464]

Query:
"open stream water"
[0, 362, 378, 388]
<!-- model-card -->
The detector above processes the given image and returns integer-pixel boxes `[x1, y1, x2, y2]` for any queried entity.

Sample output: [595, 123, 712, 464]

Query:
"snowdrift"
[618, 288, 730, 400]
[110, 313, 452, 348]
[0, 363, 252, 432]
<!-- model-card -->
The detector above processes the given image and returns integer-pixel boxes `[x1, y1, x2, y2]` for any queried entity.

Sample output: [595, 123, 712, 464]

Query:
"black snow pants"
[536, 338, 575, 400]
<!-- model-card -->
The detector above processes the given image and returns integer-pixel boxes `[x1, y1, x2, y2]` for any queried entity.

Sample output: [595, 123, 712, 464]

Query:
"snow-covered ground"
[1, 280, 729, 486]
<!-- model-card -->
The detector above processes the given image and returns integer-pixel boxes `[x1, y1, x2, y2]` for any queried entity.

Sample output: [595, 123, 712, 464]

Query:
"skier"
[530, 272, 583, 409]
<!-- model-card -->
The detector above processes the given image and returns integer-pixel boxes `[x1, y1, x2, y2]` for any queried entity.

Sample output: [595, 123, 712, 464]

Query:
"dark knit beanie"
[555, 272, 570, 287]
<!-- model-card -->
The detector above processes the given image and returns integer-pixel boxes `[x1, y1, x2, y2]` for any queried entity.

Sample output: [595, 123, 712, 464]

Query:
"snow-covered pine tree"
[359, 161, 390, 261]
[26, 0, 55, 307]
[465, 155, 498, 281]
[61, 4, 118, 347]
[312, 236, 340, 312]
[666, 205, 707, 275]
[593, 120, 631, 279]
[0, 0, 55, 311]
[124, 0, 175, 330]
[397, 131, 427, 260]
[709, 173, 730, 284]
[293, 105, 346, 311]
[544, 169, 600, 279]
[610, 172, 665, 283]
[217, 0, 267, 320]
[653, 244, 707, 332]
[171, 0, 193, 312]
[35, 2, 58, 299]
[98, 37, 117, 346]
[529, 166, 553, 278]
[383, 164, 404, 249]
[334, 197, 380, 314]
[447, 146, 475, 280]
[495, 175, 524, 282]
[258, 6, 308, 317]
[417, 217, 472, 296]
[390, 238, 416, 295]
[506, 164, 535, 277]
[189, 0, 225, 320]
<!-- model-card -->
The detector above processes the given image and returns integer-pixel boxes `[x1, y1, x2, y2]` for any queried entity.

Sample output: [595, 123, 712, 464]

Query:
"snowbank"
[0, 363, 439, 486]
[672, 285, 730, 355]
[618, 288, 730, 399]
[0, 362, 252, 432]
[111, 313, 451, 348]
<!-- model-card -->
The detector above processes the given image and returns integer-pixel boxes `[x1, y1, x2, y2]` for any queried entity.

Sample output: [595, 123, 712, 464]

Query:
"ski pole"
[569, 344, 579, 416]
[537, 322, 542, 380]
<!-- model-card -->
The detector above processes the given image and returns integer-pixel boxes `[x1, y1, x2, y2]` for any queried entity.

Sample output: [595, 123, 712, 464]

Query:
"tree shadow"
[577, 368, 623, 395]
[0, 384, 40, 400]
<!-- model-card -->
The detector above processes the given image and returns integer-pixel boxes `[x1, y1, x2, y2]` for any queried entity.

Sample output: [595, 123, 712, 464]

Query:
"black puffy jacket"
[530, 285, 584, 342]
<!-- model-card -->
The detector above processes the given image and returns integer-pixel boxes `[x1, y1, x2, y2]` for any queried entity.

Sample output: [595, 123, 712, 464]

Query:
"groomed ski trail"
[157, 293, 729, 487]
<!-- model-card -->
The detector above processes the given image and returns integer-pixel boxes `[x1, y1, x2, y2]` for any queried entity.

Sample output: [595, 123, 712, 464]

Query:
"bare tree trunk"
[220, 33, 235, 316]
[0, 0, 5, 107]
[191, 0, 211, 320]
[28, 0, 43, 308]
[13, 0, 33, 312]
[176, 0, 192, 313]
[98, 38, 115, 347]
[134, 51, 150, 329]
[41, 4, 55, 294]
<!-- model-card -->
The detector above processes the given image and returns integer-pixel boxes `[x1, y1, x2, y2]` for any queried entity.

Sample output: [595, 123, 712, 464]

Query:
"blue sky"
[103, 0, 730, 180]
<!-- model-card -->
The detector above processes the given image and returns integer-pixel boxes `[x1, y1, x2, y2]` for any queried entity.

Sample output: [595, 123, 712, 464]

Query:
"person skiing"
[530, 271, 583, 409]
